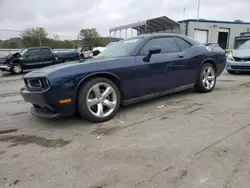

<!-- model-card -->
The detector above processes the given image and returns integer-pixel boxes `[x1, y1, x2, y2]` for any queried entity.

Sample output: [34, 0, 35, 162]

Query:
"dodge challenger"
[20, 33, 226, 122]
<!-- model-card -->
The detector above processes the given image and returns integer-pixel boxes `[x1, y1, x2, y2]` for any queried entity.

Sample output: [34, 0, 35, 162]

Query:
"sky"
[0, 0, 249, 40]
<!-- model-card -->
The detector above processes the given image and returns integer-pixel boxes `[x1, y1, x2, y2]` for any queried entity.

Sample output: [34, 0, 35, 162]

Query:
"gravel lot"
[0, 70, 250, 188]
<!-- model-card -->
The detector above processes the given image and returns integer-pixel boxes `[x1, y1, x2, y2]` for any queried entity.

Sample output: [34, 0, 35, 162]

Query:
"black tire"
[64, 59, 71, 63]
[227, 70, 236, 74]
[195, 63, 216, 93]
[77, 77, 121, 122]
[10, 63, 23, 74]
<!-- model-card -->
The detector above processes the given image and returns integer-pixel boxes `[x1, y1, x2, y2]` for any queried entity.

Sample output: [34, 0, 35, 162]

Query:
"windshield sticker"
[125, 39, 138, 43]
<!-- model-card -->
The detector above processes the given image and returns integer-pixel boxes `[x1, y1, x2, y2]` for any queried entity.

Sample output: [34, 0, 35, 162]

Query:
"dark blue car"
[20, 33, 226, 122]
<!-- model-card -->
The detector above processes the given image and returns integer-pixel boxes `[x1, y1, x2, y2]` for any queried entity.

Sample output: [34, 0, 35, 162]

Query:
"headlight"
[227, 52, 234, 61]
[24, 77, 49, 91]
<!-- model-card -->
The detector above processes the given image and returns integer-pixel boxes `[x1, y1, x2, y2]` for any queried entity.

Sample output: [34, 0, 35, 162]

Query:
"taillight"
[77, 52, 81, 59]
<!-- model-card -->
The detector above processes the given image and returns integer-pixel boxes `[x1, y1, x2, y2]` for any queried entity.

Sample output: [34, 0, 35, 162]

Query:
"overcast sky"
[0, 0, 249, 40]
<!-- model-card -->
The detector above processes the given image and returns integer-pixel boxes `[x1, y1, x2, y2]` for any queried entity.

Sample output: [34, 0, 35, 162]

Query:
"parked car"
[91, 42, 116, 56]
[77, 45, 96, 59]
[92, 46, 105, 56]
[226, 40, 250, 74]
[20, 33, 226, 122]
[0, 46, 79, 74]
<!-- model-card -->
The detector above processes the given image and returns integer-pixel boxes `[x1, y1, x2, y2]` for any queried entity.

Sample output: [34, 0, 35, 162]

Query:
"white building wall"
[179, 21, 250, 49]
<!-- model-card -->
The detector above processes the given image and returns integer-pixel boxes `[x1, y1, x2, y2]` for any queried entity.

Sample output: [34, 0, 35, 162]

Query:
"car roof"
[27, 46, 51, 50]
[128, 33, 200, 45]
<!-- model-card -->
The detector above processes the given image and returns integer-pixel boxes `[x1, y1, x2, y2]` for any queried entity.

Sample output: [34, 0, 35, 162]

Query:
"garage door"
[195, 29, 208, 43]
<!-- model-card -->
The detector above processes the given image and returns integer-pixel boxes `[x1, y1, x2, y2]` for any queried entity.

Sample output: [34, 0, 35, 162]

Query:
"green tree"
[21, 27, 48, 47]
[79, 28, 104, 46]
[9, 42, 18, 48]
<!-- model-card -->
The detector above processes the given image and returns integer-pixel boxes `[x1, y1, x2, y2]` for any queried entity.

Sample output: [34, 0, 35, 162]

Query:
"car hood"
[23, 56, 126, 78]
[233, 49, 250, 58]
[0, 52, 21, 61]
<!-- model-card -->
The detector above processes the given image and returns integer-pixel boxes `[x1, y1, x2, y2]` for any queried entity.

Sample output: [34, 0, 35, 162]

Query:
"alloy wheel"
[86, 82, 117, 118]
[13, 65, 22, 74]
[202, 66, 215, 90]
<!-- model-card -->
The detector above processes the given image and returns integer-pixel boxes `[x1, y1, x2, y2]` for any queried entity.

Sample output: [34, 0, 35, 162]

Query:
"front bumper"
[0, 64, 11, 71]
[226, 59, 250, 72]
[20, 87, 75, 118]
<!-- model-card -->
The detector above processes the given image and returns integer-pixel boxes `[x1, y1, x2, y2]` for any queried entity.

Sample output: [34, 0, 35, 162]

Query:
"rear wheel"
[77, 77, 121, 122]
[195, 63, 216, 93]
[64, 59, 71, 63]
[11, 63, 23, 74]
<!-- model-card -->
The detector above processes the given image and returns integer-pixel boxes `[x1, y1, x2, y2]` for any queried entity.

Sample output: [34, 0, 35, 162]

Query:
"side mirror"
[25, 54, 29, 58]
[149, 46, 161, 54]
[143, 46, 161, 62]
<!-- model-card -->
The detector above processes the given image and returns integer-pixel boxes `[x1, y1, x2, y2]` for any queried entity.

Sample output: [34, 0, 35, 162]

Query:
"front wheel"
[195, 63, 216, 93]
[77, 77, 121, 122]
[227, 70, 236, 74]
[11, 63, 23, 74]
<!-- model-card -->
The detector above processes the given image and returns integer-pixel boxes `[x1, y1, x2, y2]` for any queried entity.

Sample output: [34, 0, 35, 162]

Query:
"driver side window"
[27, 49, 40, 57]
[139, 37, 180, 55]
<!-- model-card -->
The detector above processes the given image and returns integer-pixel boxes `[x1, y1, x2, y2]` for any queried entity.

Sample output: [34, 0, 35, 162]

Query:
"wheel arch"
[76, 72, 123, 102]
[201, 58, 217, 73]
[10, 60, 23, 73]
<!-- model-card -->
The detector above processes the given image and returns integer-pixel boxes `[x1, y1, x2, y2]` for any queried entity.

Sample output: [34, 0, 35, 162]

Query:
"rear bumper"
[226, 59, 250, 71]
[20, 87, 75, 118]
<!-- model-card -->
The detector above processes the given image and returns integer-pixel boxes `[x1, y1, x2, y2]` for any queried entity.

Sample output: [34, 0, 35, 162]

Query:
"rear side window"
[27, 49, 40, 56]
[174, 37, 192, 51]
[139, 37, 180, 55]
[41, 48, 52, 55]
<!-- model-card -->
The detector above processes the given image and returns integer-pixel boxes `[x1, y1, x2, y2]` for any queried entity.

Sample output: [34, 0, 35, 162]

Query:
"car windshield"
[97, 38, 142, 58]
[105, 42, 115, 47]
[19, 49, 28, 56]
[237, 40, 250, 50]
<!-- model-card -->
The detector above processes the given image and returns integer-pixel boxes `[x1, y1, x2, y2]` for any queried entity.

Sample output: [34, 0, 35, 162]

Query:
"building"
[177, 19, 250, 49]
[109, 17, 250, 49]
[109, 16, 180, 40]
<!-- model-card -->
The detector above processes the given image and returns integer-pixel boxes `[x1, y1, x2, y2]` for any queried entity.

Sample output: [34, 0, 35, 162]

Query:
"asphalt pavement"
[0, 71, 250, 188]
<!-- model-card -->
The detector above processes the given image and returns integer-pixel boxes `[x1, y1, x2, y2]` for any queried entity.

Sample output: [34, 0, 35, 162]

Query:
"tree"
[21, 27, 48, 47]
[9, 42, 18, 48]
[79, 28, 104, 46]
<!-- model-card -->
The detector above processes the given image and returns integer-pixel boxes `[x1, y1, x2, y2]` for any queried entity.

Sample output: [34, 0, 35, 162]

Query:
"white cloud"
[0, 0, 249, 40]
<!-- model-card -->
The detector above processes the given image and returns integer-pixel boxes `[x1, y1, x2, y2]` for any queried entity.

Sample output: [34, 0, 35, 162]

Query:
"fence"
[0, 48, 76, 57]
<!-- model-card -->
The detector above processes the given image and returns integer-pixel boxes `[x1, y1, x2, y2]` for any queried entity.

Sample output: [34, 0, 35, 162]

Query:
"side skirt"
[123, 84, 195, 106]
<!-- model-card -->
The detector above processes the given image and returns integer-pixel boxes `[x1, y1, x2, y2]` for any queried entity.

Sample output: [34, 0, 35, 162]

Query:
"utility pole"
[38, 33, 42, 46]
[195, 0, 201, 40]
[183, 8, 186, 20]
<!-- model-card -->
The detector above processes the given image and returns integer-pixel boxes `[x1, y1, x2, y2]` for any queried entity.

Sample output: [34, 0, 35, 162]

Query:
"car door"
[22, 49, 43, 68]
[83, 45, 92, 58]
[41, 48, 55, 67]
[174, 37, 198, 86]
[134, 37, 185, 95]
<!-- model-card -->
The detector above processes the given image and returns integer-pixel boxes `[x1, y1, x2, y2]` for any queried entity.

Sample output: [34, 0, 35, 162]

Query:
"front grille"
[231, 66, 250, 70]
[233, 57, 250, 62]
[24, 78, 49, 92]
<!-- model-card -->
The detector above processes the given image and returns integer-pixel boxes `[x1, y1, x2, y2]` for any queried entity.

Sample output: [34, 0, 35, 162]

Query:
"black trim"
[123, 84, 194, 105]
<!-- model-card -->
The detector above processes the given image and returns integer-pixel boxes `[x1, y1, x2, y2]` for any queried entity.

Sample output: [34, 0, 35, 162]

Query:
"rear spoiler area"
[203, 43, 226, 55]
[204, 43, 220, 47]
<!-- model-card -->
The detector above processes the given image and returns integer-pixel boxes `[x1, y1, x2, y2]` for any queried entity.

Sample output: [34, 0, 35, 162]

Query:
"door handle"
[177, 54, 184, 58]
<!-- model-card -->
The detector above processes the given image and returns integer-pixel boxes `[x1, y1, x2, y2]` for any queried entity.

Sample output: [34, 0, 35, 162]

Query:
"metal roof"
[109, 16, 180, 33]
[178, 19, 250, 25]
